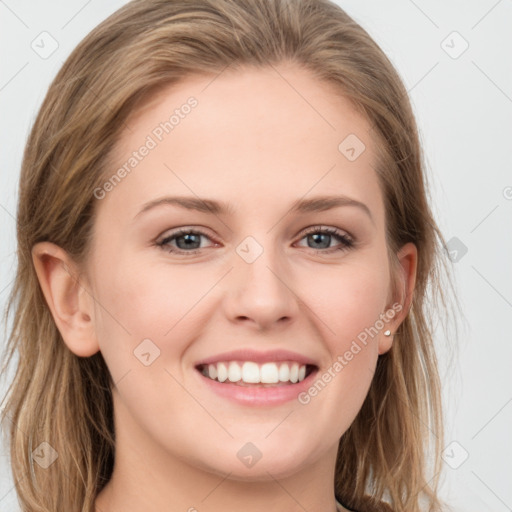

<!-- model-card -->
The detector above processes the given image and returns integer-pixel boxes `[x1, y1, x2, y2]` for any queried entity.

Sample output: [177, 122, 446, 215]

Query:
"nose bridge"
[227, 232, 298, 326]
[236, 233, 287, 296]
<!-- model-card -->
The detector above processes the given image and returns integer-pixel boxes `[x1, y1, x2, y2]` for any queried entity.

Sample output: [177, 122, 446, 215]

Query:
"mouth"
[195, 360, 318, 387]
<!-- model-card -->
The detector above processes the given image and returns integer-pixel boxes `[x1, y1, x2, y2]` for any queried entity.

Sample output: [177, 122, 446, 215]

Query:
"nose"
[223, 239, 300, 331]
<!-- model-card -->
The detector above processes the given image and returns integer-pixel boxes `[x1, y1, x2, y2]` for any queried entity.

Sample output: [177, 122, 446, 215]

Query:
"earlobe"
[378, 242, 418, 355]
[378, 328, 394, 355]
[31, 241, 100, 357]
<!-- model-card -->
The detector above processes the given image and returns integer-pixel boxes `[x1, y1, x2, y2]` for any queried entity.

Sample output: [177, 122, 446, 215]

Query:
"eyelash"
[156, 226, 355, 256]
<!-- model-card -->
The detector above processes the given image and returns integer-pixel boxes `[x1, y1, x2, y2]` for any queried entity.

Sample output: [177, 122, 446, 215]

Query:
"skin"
[32, 62, 417, 512]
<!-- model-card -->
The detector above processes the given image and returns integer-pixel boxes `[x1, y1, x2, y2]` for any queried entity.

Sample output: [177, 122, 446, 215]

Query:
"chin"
[195, 444, 314, 482]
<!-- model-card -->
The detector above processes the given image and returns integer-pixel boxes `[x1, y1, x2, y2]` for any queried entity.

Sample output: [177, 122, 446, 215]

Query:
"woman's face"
[83, 63, 410, 480]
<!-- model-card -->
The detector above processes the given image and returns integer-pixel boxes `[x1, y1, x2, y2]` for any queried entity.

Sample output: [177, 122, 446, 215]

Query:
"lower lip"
[195, 368, 318, 406]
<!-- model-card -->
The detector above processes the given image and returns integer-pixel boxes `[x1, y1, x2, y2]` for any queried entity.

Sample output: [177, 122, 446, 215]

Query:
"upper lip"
[195, 348, 319, 368]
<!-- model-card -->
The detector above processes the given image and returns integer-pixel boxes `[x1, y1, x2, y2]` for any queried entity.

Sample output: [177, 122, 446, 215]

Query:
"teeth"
[260, 363, 279, 384]
[228, 361, 242, 382]
[242, 362, 260, 383]
[290, 362, 299, 383]
[217, 362, 228, 382]
[208, 364, 217, 380]
[278, 363, 290, 382]
[200, 361, 310, 385]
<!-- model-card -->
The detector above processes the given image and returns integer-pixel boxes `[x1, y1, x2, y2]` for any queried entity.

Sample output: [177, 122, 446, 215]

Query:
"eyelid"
[300, 225, 352, 240]
[157, 227, 219, 247]
[157, 225, 352, 241]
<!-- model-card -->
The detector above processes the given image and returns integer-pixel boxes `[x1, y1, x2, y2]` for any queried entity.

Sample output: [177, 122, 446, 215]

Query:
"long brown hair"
[1, 1, 457, 510]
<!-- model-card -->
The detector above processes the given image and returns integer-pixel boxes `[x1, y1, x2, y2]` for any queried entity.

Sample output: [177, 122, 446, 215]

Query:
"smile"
[195, 362, 319, 406]
[197, 360, 315, 386]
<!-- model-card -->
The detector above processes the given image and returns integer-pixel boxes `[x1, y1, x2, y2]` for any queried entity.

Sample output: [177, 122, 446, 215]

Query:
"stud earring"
[384, 330, 392, 336]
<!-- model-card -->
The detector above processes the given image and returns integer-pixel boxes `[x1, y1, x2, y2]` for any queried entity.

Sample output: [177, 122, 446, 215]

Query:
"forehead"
[98, 63, 384, 225]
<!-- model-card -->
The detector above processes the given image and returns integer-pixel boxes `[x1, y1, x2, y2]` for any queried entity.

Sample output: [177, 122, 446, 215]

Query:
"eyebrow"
[135, 194, 374, 223]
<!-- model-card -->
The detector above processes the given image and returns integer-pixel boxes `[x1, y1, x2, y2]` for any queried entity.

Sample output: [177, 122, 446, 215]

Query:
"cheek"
[307, 259, 390, 346]
[298, 260, 389, 416]
[89, 254, 211, 368]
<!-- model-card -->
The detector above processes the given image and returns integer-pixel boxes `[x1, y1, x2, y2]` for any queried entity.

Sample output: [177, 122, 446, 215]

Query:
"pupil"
[178, 234, 200, 249]
[310, 233, 329, 249]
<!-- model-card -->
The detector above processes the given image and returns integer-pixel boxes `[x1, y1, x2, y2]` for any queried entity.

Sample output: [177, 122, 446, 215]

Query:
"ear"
[32, 241, 100, 357]
[378, 242, 418, 355]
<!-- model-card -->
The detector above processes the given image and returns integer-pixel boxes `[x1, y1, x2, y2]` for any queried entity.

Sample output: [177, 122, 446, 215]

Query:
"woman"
[0, 0, 455, 510]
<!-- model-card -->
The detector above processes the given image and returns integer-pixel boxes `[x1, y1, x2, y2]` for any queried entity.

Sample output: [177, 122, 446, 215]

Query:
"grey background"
[1, 1, 511, 511]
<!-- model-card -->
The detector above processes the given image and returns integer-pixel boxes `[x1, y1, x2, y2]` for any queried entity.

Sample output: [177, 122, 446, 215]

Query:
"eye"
[295, 226, 354, 253]
[156, 226, 354, 255]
